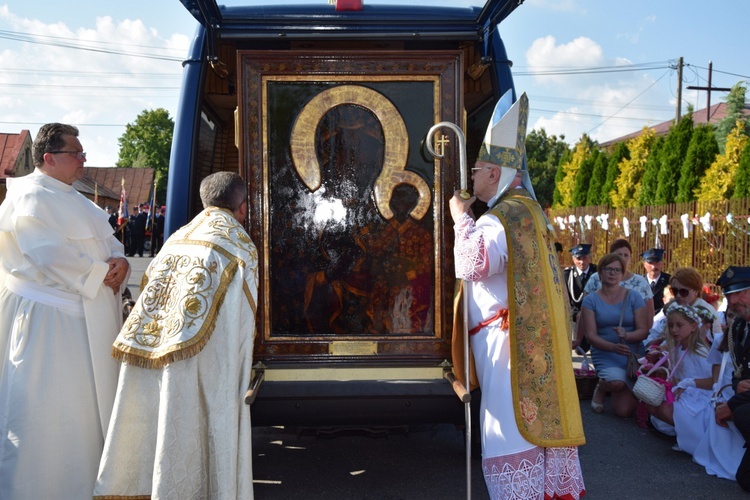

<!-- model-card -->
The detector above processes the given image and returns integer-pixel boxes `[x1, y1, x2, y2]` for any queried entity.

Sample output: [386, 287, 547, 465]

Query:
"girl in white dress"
[646, 304, 714, 455]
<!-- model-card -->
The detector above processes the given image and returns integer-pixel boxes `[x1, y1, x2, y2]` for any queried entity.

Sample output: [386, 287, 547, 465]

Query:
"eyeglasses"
[670, 286, 692, 298]
[471, 166, 490, 171]
[600, 267, 623, 274]
[48, 150, 86, 160]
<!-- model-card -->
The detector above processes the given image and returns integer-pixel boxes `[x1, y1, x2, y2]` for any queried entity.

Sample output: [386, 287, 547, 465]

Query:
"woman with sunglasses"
[668, 267, 723, 343]
[580, 253, 650, 417]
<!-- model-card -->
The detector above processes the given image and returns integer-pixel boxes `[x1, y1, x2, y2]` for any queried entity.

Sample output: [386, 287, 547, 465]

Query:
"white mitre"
[478, 89, 535, 208]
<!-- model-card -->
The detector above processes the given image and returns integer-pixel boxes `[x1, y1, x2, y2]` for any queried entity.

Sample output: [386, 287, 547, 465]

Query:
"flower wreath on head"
[664, 303, 702, 325]
[693, 305, 717, 327]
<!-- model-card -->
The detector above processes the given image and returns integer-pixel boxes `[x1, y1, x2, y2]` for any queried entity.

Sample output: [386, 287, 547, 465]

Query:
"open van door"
[170, 0, 521, 426]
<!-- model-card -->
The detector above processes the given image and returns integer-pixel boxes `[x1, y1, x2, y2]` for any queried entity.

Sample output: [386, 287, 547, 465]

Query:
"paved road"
[251, 398, 748, 499]
[125, 257, 747, 498]
[125, 256, 151, 300]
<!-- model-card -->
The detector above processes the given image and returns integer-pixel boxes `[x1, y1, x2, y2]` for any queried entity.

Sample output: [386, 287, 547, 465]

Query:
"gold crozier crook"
[426, 120, 472, 500]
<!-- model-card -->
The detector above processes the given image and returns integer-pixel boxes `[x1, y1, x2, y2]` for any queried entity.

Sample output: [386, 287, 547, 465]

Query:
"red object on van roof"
[335, 0, 363, 11]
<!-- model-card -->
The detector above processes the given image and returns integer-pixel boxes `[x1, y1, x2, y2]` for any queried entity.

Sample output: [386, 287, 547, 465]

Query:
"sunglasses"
[670, 286, 692, 298]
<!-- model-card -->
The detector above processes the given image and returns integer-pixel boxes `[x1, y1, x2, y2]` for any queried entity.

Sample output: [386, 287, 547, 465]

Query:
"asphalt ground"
[124, 257, 748, 497]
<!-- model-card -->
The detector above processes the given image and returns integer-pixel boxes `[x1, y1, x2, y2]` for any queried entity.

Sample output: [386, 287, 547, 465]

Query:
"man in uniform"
[94, 172, 258, 499]
[564, 243, 596, 328]
[715, 266, 750, 492]
[642, 248, 670, 314]
[450, 91, 585, 499]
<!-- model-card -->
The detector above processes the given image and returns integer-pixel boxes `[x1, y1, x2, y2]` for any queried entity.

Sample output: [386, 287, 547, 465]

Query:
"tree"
[525, 129, 570, 208]
[715, 82, 749, 154]
[600, 142, 629, 206]
[552, 147, 573, 208]
[654, 110, 694, 205]
[117, 108, 174, 204]
[638, 135, 664, 206]
[696, 120, 749, 201]
[572, 140, 599, 207]
[610, 127, 655, 208]
[585, 149, 609, 206]
[675, 125, 719, 202]
[735, 141, 750, 199]
[554, 134, 592, 208]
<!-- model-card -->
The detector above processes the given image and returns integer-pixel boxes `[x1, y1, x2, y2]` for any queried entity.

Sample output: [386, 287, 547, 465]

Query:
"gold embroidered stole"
[452, 189, 584, 447]
[113, 208, 258, 369]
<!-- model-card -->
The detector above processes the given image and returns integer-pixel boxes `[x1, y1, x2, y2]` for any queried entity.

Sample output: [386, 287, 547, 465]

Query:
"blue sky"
[1, 0, 748, 166]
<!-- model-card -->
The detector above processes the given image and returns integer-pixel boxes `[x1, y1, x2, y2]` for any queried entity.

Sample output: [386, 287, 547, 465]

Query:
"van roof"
[179, 0, 520, 40]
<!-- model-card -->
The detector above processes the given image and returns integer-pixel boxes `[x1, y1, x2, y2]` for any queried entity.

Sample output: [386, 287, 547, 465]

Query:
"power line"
[0, 29, 185, 62]
[0, 68, 181, 79]
[685, 63, 750, 81]
[585, 69, 671, 135]
[512, 61, 671, 77]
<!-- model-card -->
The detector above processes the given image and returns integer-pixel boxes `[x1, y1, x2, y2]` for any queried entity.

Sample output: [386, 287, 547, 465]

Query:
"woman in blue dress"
[580, 253, 650, 417]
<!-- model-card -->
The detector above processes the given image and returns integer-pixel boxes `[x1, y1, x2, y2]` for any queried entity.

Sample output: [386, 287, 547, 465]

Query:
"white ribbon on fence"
[680, 213, 690, 238]
[659, 214, 668, 234]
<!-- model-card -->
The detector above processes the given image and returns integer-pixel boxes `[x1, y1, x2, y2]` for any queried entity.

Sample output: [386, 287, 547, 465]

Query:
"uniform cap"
[716, 266, 750, 295]
[569, 244, 592, 257]
[641, 248, 665, 262]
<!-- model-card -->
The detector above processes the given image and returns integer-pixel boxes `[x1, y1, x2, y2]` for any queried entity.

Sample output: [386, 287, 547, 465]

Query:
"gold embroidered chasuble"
[453, 188, 584, 447]
[113, 207, 258, 368]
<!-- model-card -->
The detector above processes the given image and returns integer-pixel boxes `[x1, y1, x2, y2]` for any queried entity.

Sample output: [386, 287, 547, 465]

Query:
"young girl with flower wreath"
[647, 304, 715, 456]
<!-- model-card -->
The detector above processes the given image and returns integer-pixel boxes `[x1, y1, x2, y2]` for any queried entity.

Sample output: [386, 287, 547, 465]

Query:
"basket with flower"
[574, 348, 598, 400]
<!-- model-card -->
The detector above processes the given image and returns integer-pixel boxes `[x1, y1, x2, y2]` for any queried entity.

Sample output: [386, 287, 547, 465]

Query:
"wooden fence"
[547, 199, 750, 290]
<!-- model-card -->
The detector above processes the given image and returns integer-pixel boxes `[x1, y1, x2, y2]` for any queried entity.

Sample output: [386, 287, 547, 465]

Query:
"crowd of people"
[2, 97, 747, 500]
[104, 202, 166, 258]
[565, 240, 750, 491]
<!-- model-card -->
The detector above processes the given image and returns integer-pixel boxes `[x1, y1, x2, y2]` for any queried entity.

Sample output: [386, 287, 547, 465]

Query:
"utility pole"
[686, 60, 732, 123]
[675, 56, 683, 122]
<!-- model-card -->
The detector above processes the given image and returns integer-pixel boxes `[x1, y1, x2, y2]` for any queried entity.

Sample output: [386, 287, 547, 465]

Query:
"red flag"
[117, 177, 128, 225]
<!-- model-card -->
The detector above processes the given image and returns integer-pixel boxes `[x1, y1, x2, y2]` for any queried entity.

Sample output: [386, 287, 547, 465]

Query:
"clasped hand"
[104, 257, 129, 295]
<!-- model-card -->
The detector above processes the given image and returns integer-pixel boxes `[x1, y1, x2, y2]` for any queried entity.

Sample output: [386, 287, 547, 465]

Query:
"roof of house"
[73, 175, 119, 199]
[82, 167, 155, 206]
[0, 130, 32, 179]
[600, 102, 750, 148]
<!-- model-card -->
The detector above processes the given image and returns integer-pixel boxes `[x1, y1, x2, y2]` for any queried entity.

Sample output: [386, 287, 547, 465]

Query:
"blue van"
[169, 0, 521, 427]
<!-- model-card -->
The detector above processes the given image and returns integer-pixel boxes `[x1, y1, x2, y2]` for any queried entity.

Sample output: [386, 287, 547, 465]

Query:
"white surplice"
[0, 170, 126, 499]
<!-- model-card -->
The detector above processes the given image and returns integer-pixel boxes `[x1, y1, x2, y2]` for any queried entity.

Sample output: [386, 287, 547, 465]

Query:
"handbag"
[613, 290, 640, 380]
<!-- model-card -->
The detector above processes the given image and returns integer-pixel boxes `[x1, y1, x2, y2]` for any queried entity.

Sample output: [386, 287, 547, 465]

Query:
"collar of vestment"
[452, 188, 584, 448]
[112, 207, 258, 369]
[0, 169, 114, 240]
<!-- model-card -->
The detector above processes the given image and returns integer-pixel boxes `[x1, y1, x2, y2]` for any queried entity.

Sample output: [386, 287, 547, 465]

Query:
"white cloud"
[0, 7, 189, 167]
[616, 14, 657, 44]
[526, 36, 604, 85]
[523, 34, 674, 145]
